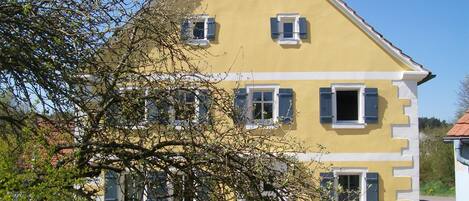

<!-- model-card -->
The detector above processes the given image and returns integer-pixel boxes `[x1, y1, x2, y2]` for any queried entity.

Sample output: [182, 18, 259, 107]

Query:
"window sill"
[278, 39, 300, 45]
[187, 39, 210, 46]
[332, 122, 366, 129]
[245, 123, 279, 130]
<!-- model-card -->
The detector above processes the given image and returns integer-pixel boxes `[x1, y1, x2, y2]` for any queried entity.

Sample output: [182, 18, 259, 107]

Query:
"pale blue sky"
[345, 0, 469, 122]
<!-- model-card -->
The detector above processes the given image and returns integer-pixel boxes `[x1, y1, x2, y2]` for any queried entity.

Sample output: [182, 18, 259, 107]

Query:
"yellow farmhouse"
[182, 0, 432, 200]
[103, 0, 433, 200]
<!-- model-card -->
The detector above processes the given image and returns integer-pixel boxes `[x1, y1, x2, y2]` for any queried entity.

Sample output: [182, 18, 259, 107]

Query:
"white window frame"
[331, 84, 366, 129]
[186, 15, 210, 46]
[116, 86, 149, 129]
[171, 90, 201, 128]
[115, 87, 201, 129]
[333, 168, 367, 201]
[245, 84, 280, 129]
[277, 13, 300, 45]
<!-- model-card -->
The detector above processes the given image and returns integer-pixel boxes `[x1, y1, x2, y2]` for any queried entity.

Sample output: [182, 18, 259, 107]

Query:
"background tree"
[456, 75, 469, 118]
[419, 117, 454, 196]
[0, 1, 326, 200]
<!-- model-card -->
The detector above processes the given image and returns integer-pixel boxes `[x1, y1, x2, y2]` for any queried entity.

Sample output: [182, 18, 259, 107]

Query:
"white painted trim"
[331, 84, 366, 128]
[329, 0, 429, 74]
[294, 152, 412, 162]
[213, 71, 427, 82]
[186, 15, 210, 47]
[391, 80, 420, 201]
[333, 168, 368, 201]
[277, 13, 301, 45]
[245, 84, 280, 129]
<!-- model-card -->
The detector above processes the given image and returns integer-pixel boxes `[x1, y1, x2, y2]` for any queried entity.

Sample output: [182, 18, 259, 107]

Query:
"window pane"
[338, 175, 361, 201]
[253, 92, 262, 101]
[338, 175, 349, 189]
[263, 91, 273, 101]
[186, 92, 195, 103]
[175, 104, 195, 121]
[193, 22, 205, 39]
[349, 175, 360, 190]
[336, 91, 359, 121]
[263, 103, 273, 119]
[253, 103, 262, 120]
[283, 22, 293, 38]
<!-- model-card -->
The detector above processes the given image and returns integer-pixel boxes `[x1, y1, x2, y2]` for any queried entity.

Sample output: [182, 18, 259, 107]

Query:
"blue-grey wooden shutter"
[320, 88, 333, 123]
[181, 19, 190, 41]
[207, 18, 216, 40]
[299, 17, 307, 39]
[198, 89, 211, 124]
[105, 171, 119, 201]
[364, 88, 379, 123]
[147, 91, 170, 125]
[320, 172, 335, 200]
[278, 88, 294, 124]
[270, 17, 279, 39]
[234, 88, 248, 124]
[366, 172, 379, 201]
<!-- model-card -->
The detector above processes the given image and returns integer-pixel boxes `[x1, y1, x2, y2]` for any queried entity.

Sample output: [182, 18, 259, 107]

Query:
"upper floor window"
[234, 85, 293, 128]
[106, 88, 211, 128]
[252, 90, 274, 124]
[319, 84, 379, 129]
[174, 90, 197, 122]
[270, 14, 308, 45]
[181, 15, 216, 46]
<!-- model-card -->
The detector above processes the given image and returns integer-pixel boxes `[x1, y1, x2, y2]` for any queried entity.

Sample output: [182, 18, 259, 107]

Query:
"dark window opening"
[338, 175, 360, 201]
[283, 22, 294, 38]
[336, 90, 358, 121]
[193, 22, 205, 39]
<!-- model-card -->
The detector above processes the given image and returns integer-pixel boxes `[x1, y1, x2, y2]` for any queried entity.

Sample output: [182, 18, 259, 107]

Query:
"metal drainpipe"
[455, 140, 469, 166]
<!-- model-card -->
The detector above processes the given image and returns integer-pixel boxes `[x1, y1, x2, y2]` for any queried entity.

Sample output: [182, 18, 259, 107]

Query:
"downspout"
[455, 140, 469, 166]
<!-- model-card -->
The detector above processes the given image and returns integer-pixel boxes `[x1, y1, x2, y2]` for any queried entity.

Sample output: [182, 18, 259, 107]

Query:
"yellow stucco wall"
[218, 80, 409, 153]
[191, 0, 412, 73]
[184, 0, 419, 200]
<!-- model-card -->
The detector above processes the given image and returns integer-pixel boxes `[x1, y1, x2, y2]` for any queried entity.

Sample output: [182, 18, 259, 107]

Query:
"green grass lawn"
[420, 180, 455, 197]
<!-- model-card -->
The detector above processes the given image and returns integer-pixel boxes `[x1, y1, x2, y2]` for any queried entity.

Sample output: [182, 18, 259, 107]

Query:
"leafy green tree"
[419, 118, 454, 196]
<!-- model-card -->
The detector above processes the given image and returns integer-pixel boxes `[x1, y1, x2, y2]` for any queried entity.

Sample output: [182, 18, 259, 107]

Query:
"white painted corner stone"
[392, 80, 420, 201]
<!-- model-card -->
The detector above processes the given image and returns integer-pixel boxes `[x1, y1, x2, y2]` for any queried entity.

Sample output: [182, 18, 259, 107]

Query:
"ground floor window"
[337, 174, 361, 201]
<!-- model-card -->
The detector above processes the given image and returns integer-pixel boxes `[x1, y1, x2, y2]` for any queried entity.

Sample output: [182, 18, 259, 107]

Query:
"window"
[192, 21, 205, 40]
[173, 174, 211, 201]
[338, 175, 360, 201]
[270, 14, 307, 45]
[320, 171, 379, 201]
[234, 86, 294, 127]
[252, 91, 274, 124]
[174, 91, 196, 121]
[283, 22, 294, 39]
[320, 85, 379, 128]
[107, 89, 146, 127]
[107, 89, 210, 128]
[181, 15, 216, 46]
[244, 85, 281, 128]
[332, 85, 365, 128]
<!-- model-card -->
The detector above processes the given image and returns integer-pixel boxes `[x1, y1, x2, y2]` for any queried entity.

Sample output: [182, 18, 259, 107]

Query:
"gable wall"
[192, 0, 412, 73]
